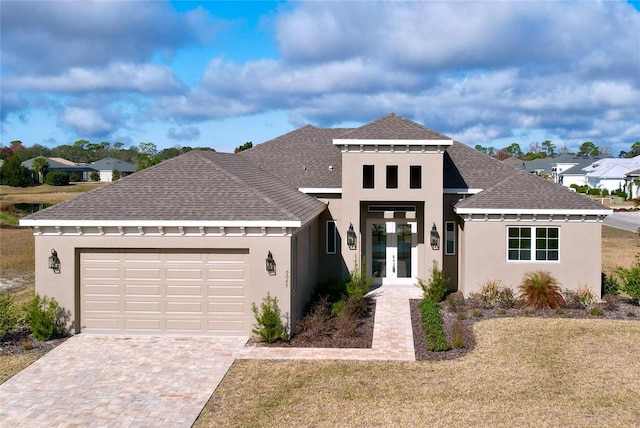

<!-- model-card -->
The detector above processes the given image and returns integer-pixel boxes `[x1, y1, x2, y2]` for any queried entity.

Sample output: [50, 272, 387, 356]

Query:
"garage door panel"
[125, 301, 162, 313]
[125, 318, 162, 331]
[166, 301, 204, 313]
[208, 284, 244, 296]
[84, 300, 120, 312]
[124, 284, 162, 296]
[166, 285, 204, 296]
[81, 249, 248, 335]
[125, 268, 162, 278]
[208, 302, 244, 314]
[83, 284, 121, 295]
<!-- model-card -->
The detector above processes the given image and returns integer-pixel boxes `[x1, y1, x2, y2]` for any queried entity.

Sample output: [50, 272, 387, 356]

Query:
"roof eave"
[453, 207, 612, 216]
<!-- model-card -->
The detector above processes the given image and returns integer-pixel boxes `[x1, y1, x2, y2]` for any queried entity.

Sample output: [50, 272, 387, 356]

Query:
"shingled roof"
[241, 124, 351, 189]
[24, 151, 326, 225]
[340, 113, 450, 140]
[444, 141, 519, 189]
[454, 168, 609, 212]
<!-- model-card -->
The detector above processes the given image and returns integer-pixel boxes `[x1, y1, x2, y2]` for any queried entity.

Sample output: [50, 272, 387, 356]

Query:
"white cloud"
[59, 107, 114, 136]
[5, 63, 185, 94]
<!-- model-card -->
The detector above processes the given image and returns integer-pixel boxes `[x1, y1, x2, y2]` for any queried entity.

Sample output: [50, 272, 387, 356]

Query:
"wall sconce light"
[48, 249, 61, 273]
[265, 250, 276, 275]
[430, 224, 440, 250]
[347, 223, 357, 250]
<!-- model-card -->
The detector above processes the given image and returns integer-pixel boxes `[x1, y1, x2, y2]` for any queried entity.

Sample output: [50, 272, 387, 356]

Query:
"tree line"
[474, 140, 640, 161]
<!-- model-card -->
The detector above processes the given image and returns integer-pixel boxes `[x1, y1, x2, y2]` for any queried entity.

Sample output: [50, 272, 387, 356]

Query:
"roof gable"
[340, 113, 451, 140]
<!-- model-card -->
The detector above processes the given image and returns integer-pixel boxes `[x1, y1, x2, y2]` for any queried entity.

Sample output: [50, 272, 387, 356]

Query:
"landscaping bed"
[411, 296, 639, 361]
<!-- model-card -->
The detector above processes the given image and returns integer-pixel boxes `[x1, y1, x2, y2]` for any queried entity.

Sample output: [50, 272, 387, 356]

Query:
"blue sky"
[1, 0, 639, 155]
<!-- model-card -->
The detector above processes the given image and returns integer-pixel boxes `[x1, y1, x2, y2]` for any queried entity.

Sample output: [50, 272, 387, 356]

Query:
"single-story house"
[89, 157, 137, 182]
[22, 157, 95, 182]
[21, 114, 611, 336]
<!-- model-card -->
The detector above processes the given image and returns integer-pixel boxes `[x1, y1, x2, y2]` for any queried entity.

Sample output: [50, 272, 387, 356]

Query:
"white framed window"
[326, 220, 337, 254]
[445, 221, 456, 255]
[507, 226, 559, 261]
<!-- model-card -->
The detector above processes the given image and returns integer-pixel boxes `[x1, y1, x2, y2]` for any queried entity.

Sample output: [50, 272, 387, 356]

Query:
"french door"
[367, 220, 417, 285]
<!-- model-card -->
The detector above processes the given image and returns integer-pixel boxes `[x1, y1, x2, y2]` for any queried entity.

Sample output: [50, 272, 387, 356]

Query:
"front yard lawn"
[195, 317, 640, 427]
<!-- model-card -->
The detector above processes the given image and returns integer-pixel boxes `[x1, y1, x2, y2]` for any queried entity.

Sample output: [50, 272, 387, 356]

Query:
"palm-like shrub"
[518, 271, 565, 309]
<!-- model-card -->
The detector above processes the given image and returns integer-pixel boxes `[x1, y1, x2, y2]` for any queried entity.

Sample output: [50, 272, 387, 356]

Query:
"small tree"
[615, 254, 640, 303]
[112, 169, 121, 181]
[251, 293, 287, 343]
[90, 171, 100, 181]
[0, 153, 32, 187]
[417, 261, 449, 302]
[31, 157, 49, 184]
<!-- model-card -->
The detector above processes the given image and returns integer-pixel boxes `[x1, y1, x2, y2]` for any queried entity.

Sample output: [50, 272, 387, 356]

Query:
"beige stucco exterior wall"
[31, 233, 293, 335]
[339, 152, 444, 280]
[290, 220, 322, 333]
[457, 220, 603, 297]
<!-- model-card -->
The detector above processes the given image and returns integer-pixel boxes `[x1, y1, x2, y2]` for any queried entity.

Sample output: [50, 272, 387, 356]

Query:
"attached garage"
[80, 249, 249, 335]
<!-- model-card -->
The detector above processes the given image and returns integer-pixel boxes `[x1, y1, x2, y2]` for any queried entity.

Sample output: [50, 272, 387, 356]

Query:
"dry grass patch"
[0, 353, 41, 385]
[0, 226, 34, 280]
[602, 226, 639, 274]
[196, 318, 640, 427]
[0, 183, 104, 196]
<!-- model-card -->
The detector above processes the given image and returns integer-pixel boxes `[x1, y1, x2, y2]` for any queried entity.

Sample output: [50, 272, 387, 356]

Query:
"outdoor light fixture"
[347, 223, 357, 250]
[265, 250, 276, 275]
[48, 249, 61, 273]
[430, 224, 440, 250]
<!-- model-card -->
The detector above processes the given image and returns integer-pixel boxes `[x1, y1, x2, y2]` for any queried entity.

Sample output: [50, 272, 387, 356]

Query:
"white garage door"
[80, 249, 249, 335]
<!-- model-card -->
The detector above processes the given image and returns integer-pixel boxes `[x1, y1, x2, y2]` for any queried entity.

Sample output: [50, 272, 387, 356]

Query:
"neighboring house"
[580, 156, 640, 194]
[89, 158, 137, 181]
[22, 157, 94, 182]
[625, 169, 640, 199]
[21, 114, 610, 337]
[506, 154, 605, 184]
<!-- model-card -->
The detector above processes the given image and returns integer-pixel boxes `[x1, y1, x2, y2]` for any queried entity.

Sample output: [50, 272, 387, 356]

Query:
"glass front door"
[368, 220, 417, 285]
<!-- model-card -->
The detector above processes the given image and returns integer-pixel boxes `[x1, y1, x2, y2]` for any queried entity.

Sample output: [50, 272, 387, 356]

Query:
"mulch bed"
[248, 299, 376, 349]
[0, 326, 68, 357]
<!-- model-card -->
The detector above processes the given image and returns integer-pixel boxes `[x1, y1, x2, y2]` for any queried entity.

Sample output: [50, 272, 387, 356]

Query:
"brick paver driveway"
[0, 334, 248, 427]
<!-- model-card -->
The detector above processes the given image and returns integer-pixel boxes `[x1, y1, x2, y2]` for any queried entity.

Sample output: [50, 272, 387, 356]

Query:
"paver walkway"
[0, 285, 421, 427]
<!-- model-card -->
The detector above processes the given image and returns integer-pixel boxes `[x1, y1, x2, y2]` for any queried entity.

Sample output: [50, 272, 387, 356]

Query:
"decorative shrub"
[602, 293, 620, 310]
[23, 294, 69, 341]
[451, 319, 465, 349]
[417, 261, 448, 303]
[576, 285, 597, 307]
[518, 271, 565, 310]
[69, 172, 81, 182]
[444, 291, 465, 312]
[294, 296, 332, 340]
[496, 287, 517, 309]
[112, 169, 121, 181]
[0, 294, 21, 336]
[251, 293, 287, 343]
[602, 272, 620, 295]
[614, 254, 640, 304]
[418, 299, 451, 351]
[588, 188, 601, 196]
[90, 171, 100, 181]
[44, 171, 70, 186]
